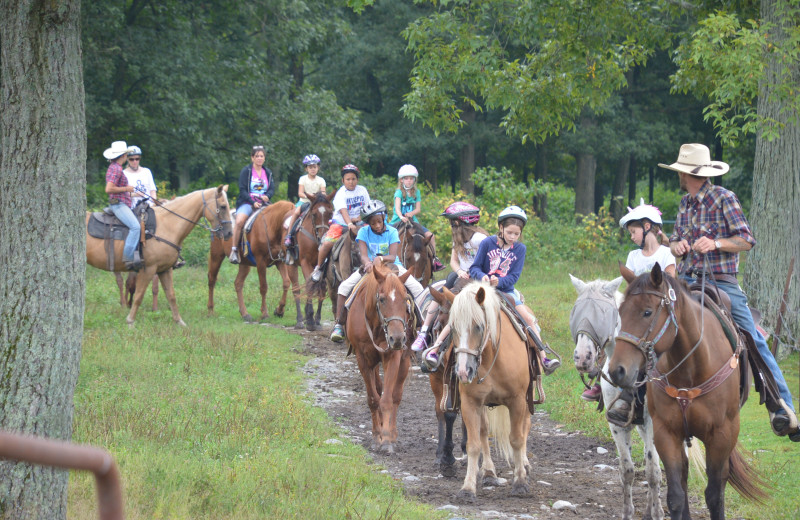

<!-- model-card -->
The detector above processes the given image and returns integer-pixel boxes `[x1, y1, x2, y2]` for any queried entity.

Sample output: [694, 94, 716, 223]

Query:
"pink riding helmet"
[441, 201, 480, 224]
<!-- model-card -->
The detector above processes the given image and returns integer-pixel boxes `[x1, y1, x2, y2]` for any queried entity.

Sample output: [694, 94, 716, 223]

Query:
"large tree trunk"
[745, 0, 800, 349]
[610, 155, 630, 222]
[574, 153, 596, 218]
[459, 105, 475, 195]
[0, 1, 86, 517]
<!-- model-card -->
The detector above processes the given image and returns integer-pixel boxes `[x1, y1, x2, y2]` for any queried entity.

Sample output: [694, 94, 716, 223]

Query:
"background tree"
[0, 0, 86, 517]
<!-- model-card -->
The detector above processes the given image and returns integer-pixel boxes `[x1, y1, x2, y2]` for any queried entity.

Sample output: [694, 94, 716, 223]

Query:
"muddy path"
[295, 324, 708, 519]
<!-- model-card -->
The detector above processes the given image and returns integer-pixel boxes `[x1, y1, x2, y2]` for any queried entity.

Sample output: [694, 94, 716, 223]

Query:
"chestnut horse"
[87, 185, 233, 326]
[207, 200, 298, 323]
[445, 282, 532, 500]
[115, 272, 160, 310]
[608, 264, 767, 520]
[346, 260, 416, 454]
[396, 221, 432, 287]
[569, 274, 664, 520]
[282, 192, 336, 330]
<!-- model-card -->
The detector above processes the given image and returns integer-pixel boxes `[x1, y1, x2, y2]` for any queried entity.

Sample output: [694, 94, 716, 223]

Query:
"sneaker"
[607, 399, 632, 426]
[310, 265, 323, 282]
[330, 324, 345, 343]
[581, 383, 602, 402]
[423, 346, 440, 370]
[432, 257, 446, 272]
[411, 333, 428, 352]
[172, 258, 186, 270]
[229, 250, 240, 264]
[542, 357, 561, 375]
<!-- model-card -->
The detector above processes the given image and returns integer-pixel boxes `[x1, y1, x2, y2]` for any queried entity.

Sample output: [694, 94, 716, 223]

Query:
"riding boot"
[607, 389, 635, 427]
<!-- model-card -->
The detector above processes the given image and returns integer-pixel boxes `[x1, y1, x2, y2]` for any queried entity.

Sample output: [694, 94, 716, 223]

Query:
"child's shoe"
[581, 383, 602, 402]
[432, 257, 445, 272]
[310, 265, 323, 282]
[542, 357, 561, 375]
[284, 235, 292, 247]
[410, 333, 427, 352]
[330, 324, 345, 343]
[422, 346, 440, 370]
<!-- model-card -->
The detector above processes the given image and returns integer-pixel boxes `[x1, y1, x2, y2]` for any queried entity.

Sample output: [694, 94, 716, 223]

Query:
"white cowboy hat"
[103, 141, 133, 160]
[658, 143, 729, 177]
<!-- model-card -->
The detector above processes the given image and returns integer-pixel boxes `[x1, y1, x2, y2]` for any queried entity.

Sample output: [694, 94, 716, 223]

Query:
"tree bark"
[745, 0, 800, 347]
[574, 153, 596, 218]
[610, 155, 630, 222]
[0, 1, 86, 518]
[459, 105, 475, 195]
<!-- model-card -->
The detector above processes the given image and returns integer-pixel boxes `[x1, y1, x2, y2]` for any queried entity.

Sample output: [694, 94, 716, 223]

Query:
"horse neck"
[660, 287, 720, 384]
[158, 190, 207, 242]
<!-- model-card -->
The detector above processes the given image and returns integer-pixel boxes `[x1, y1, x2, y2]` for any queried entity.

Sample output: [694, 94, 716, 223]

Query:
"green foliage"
[472, 166, 550, 212]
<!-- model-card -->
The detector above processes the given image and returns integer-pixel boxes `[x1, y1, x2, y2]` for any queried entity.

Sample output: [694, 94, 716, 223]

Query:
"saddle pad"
[344, 274, 368, 309]
[88, 205, 156, 241]
[244, 206, 266, 234]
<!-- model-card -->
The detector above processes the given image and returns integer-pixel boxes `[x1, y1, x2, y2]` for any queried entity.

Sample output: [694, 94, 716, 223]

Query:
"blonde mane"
[448, 281, 501, 347]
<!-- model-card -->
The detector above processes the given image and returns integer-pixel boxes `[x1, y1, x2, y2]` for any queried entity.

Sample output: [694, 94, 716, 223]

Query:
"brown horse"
[346, 260, 416, 454]
[282, 192, 336, 330]
[207, 200, 297, 322]
[396, 221, 432, 287]
[445, 282, 532, 500]
[306, 228, 360, 319]
[87, 185, 233, 326]
[608, 264, 767, 520]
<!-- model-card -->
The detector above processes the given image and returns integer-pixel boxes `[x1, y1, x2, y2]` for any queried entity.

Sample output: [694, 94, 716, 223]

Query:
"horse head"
[205, 185, 233, 240]
[307, 192, 334, 242]
[371, 260, 415, 350]
[569, 274, 623, 373]
[449, 282, 500, 384]
[608, 263, 679, 389]
[399, 222, 431, 284]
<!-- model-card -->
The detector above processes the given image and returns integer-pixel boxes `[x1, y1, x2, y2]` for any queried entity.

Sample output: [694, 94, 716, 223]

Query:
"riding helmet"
[619, 198, 662, 229]
[441, 201, 480, 224]
[128, 145, 142, 157]
[303, 154, 320, 165]
[341, 164, 360, 178]
[498, 205, 528, 226]
[360, 200, 387, 221]
[397, 164, 418, 179]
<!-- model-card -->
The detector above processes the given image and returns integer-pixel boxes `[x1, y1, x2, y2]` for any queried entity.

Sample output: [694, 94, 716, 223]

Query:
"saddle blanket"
[87, 205, 156, 241]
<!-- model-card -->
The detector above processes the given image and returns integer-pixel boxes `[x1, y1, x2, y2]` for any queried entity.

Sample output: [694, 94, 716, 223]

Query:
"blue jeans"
[109, 203, 141, 262]
[689, 277, 795, 413]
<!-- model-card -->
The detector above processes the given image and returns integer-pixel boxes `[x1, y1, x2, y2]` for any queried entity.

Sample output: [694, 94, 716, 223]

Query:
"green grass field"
[69, 253, 799, 519]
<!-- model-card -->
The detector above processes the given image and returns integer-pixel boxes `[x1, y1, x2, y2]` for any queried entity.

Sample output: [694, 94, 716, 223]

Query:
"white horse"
[569, 274, 664, 520]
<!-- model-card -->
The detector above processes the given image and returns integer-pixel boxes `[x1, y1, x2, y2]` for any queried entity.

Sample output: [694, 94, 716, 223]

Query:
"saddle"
[329, 232, 361, 285]
[88, 203, 156, 270]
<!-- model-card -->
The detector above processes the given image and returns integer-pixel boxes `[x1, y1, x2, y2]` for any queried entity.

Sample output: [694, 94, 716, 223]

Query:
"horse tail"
[686, 441, 705, 477]
[727, 442, 771, 503]
[486, 406, 512, 466]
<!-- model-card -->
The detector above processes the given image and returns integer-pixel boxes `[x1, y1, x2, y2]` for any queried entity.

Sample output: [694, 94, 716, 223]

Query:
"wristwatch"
[714, 239, 721, 250]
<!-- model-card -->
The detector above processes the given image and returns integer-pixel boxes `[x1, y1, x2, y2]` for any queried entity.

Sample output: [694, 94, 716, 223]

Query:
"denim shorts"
[236, 203, 254, 217]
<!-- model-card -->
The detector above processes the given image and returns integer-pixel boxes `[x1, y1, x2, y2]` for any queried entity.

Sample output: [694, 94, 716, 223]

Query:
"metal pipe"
[0, 431, 123, 520]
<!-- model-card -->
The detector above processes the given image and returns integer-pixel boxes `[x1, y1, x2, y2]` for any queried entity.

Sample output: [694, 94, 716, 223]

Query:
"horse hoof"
[440, 463, 457, 478]
[242, 314, 254, 323]
[379, 443, 395, 454]
[454, 489, 476, 503]
[315, 319, 321, 327]
[273, 308, 284, 318]
[176, 319, 187, 327]
[482, 475, 501, 487]
[294, 321, 305, 329]
[510, 481, 530, 497]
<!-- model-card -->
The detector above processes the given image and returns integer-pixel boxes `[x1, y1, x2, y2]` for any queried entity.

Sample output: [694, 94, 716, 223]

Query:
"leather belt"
[689, 271, 738, 285]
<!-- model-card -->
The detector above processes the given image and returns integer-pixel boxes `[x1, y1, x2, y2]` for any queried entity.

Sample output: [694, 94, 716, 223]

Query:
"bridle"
[142, 189, 231, 237]
[399, 222, 427, 283]
[298, 199, 332, 245]
[365, 281, 413, 353]
[452, 304, 499, 384]
[615, 279, 679, 385]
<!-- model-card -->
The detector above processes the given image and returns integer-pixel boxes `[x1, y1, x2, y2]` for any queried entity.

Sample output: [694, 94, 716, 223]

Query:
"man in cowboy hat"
[664, 143, 798, 442]
[104, 140, 144, 270]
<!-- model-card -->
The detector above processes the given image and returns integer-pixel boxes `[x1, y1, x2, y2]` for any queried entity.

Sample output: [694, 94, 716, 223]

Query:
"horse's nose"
[610, 365, 627, 386]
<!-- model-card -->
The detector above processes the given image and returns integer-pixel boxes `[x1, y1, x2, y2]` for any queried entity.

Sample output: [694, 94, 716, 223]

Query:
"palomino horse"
[207, 200, 298, 323]
[115, 272, 160, 310]
[87, 185, 233, 326]
[445, 282, 532, 500]
[282, 192, 335, 330]
[608, 264, 767, 520]
[569, 274, 664, 520]
[346, 260, 416, 454]
[396, 221, 432, 287]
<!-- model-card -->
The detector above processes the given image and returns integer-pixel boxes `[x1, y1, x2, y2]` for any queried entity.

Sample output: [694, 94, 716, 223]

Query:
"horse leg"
[314, 298, 323, 327]
[126, 266, 156, 326]
[611, 422, 636, 520]
[354, 351, 382, 450]
[234, 265, 253, 322]
[655, 425, 690, 520]
[509, 400, 531, 496]
[704, 430, 734, 520]
[637, 417, 664, 520]
[151, 274, 159, 312]
[284, 264, 303, 328]
[156, 269, 186, 327]
[257, 263, 270, 321]
[207, 241, 224, 316]
[381, 352, 410, 453]
[272, 263, 288, 318]
[115, 273, 125, 307]
[456, 399, 481, 501]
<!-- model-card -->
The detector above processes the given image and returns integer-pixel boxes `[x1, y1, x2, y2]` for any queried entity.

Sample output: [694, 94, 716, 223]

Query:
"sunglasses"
[252, 146, 265, 151]
[128, 157, 141, 161]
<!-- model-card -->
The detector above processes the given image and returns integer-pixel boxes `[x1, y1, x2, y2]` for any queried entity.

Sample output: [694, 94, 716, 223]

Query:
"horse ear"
[217, 184, 225, 194]
[569, 274, 587, 294]
[475, 287, 486, 305]
[604, 276, 624, 296]
[442, 286, 456, 303]
[327, 191, 336, 201]
[424, 234, 433, 245]
[373, 260, 387, 282]
[650, 262, 663, 286]
[430, 286, 446, 305]
[619, 261, 635, 284]
[399, 265, 415, 283]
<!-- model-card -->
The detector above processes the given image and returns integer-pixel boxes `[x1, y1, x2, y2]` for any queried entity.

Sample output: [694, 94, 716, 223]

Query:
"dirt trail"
[296, 325, 708, 519]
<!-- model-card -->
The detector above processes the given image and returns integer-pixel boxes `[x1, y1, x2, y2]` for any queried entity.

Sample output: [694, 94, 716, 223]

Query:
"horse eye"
[643, 310, 652, 317]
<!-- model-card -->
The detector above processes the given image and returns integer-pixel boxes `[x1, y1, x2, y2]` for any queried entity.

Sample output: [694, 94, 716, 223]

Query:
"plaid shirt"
[106, 162, 132, 207]
[669, 180, 755, 275]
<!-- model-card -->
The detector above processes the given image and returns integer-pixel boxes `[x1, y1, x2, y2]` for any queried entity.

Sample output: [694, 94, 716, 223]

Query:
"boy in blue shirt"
[330, 200, 424, 342]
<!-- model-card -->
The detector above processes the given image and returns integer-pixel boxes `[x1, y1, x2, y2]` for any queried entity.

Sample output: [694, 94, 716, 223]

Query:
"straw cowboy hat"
[103, 141, 134, 160]
[658, 143, 729, 177]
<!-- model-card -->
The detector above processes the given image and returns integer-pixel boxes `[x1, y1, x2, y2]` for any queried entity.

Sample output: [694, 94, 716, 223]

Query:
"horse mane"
[310, 191, 330, 206]
[448, 281, 501, 346]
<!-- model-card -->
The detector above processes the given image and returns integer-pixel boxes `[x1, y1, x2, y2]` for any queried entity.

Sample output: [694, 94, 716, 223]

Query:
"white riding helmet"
[360, 200, 387, 221]
[619, 198, 663, 229]
[397, 164, 418, 179]
[498, 205, 528, 225]
[128, 145, 142, 156]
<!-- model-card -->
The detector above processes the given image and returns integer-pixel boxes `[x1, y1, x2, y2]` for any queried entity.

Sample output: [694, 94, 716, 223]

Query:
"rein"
[452, 305, 500, 384]
[365, 281, 412, 353]
[142, 190, 231, 237]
